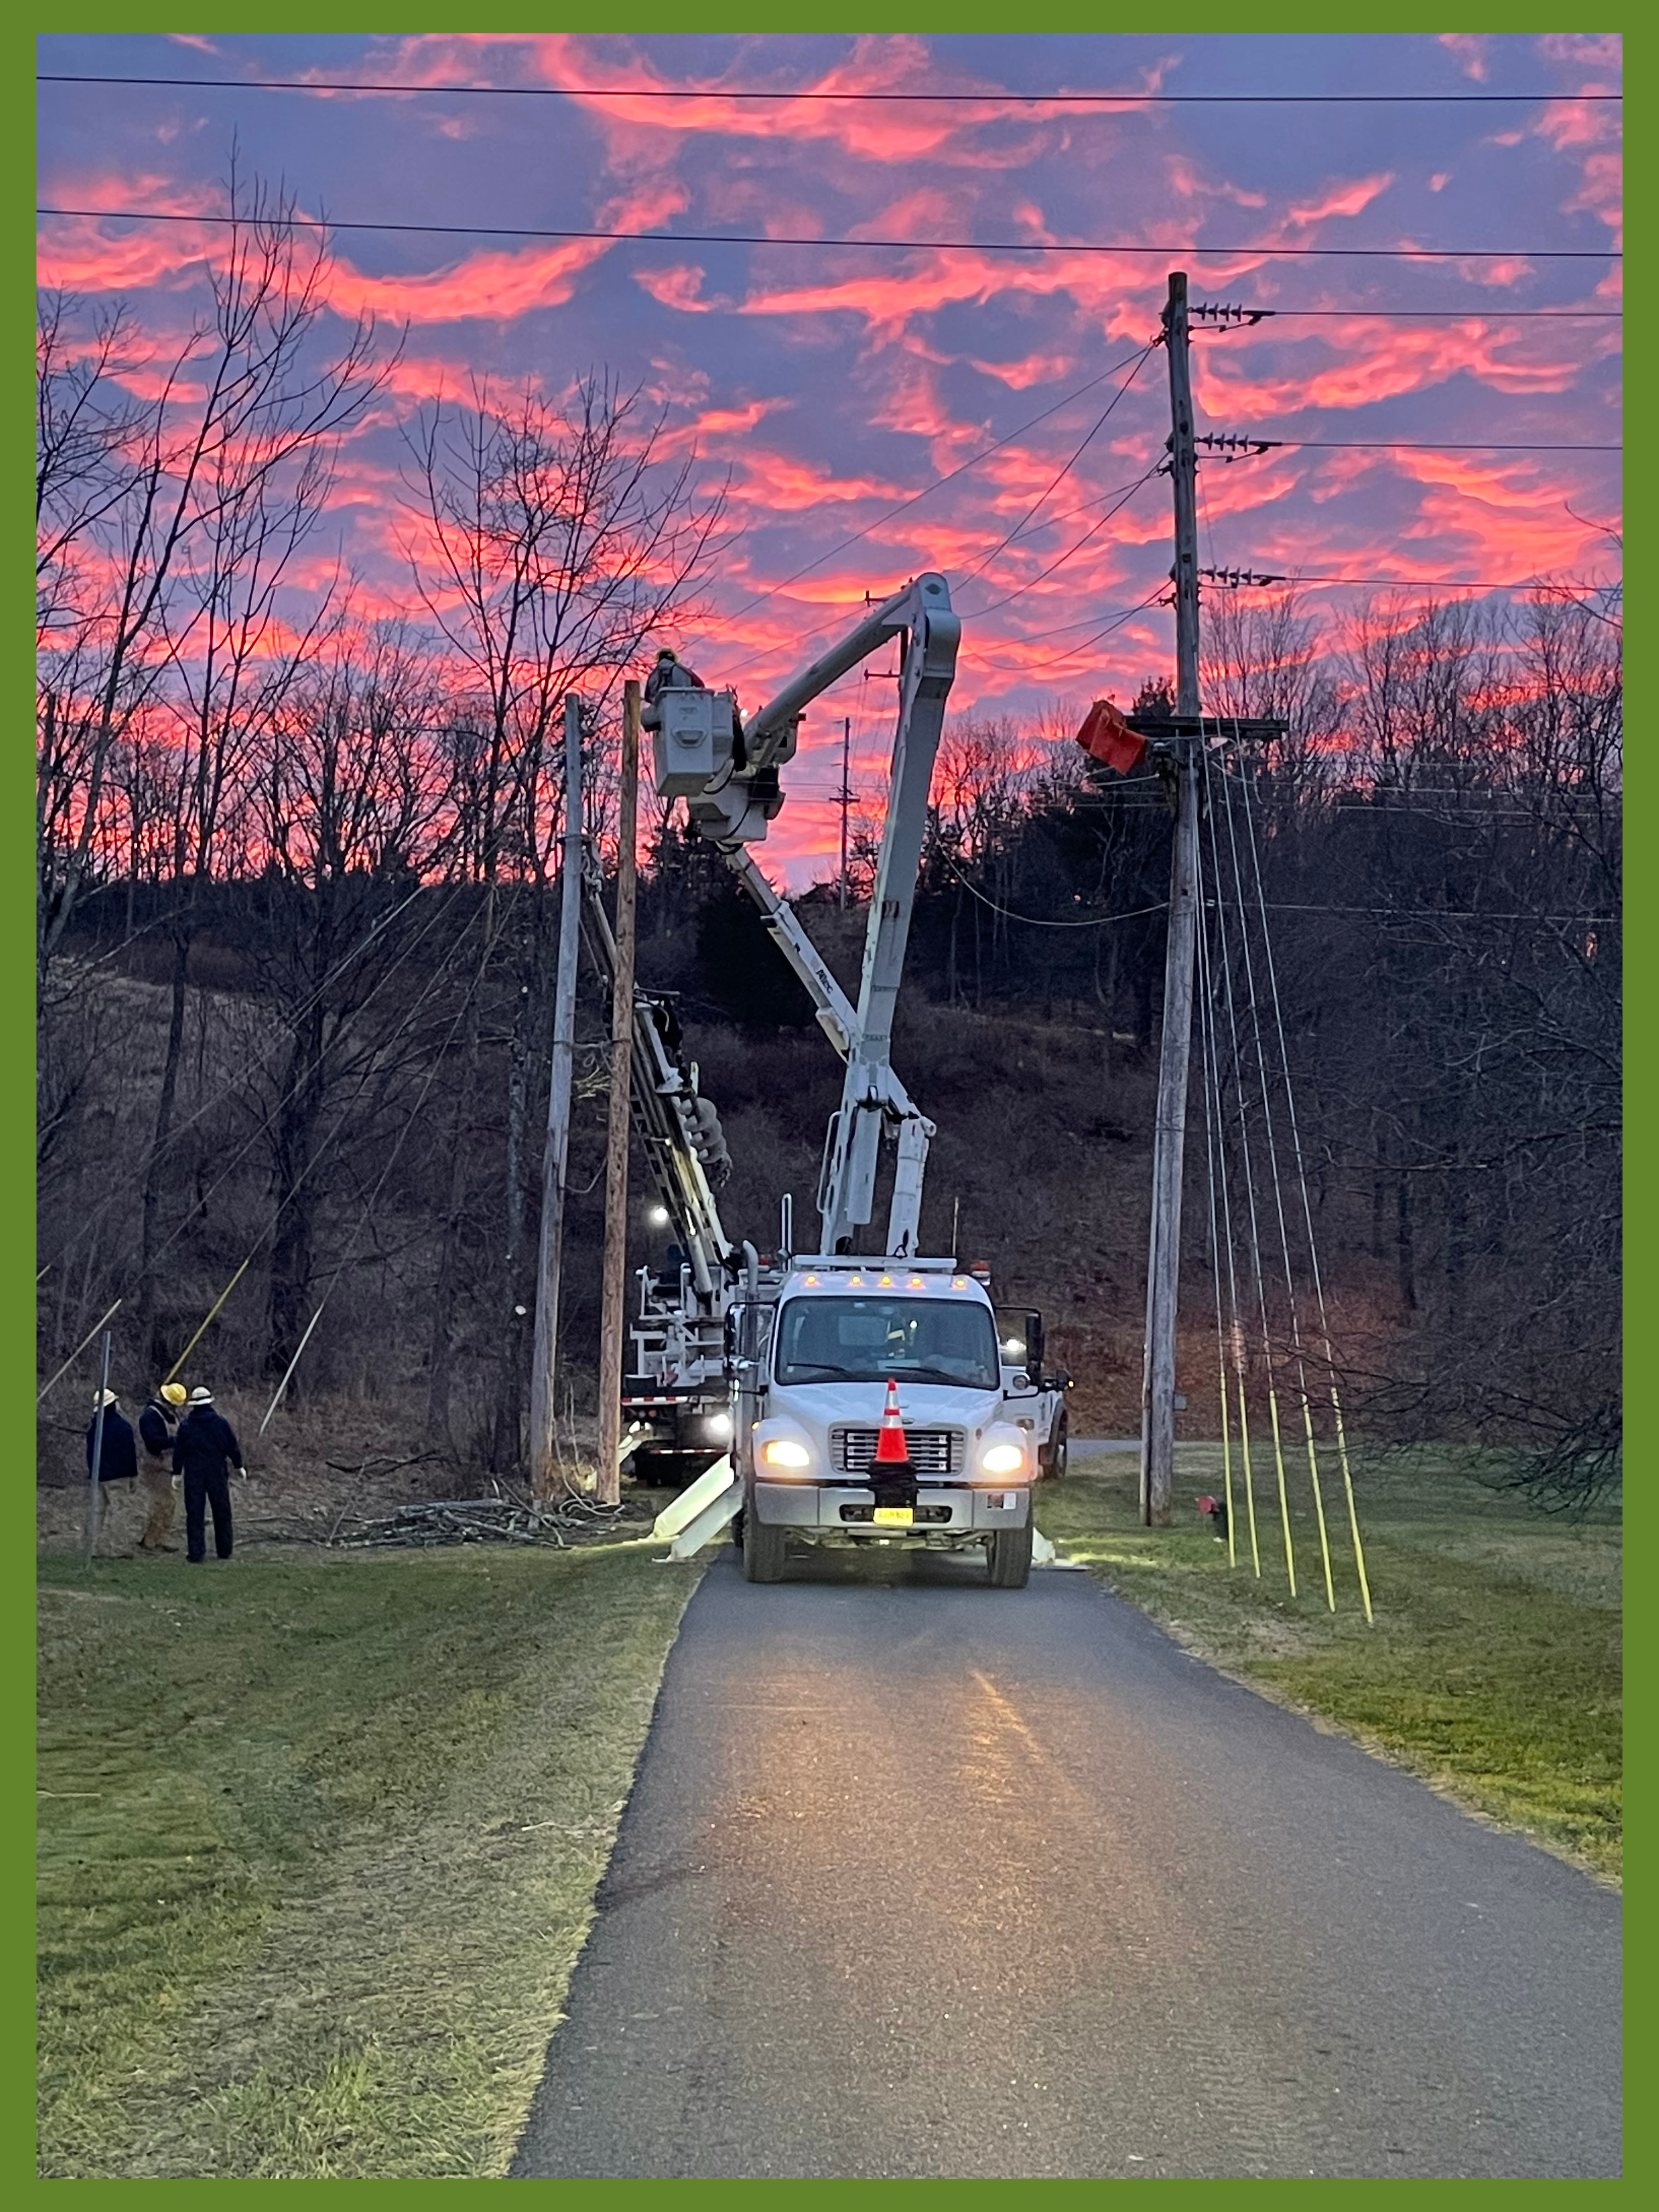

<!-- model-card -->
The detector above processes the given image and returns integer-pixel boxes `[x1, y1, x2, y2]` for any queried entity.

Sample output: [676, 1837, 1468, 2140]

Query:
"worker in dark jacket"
[643, 645, 706, 703]
[172, 1385, 246, 1563]
[86, 1389, 139, 1552]
[137, 1379, 188, 1551]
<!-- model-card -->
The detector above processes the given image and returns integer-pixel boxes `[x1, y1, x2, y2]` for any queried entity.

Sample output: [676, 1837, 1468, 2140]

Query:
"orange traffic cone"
[874, 1377, 910, 1465]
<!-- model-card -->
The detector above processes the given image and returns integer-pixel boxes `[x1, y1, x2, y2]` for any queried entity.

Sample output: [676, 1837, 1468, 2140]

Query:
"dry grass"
[37, 1540, 703, 2177]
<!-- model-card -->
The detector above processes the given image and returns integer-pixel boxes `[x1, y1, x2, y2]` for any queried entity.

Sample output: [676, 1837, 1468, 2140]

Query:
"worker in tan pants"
[137, 1379, 188, 1551]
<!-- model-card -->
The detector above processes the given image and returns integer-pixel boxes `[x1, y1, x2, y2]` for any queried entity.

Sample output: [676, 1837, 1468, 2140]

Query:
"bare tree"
[36, 169, 389, 992]
[404, 376, 721, 1455]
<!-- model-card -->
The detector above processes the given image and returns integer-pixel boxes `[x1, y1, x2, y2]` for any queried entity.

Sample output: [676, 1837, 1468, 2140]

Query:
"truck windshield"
[772, 1296, 1000, 1389]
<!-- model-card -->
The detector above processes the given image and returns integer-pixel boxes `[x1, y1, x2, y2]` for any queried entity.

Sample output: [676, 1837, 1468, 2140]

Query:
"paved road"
[512, 1550, 1621, 2180]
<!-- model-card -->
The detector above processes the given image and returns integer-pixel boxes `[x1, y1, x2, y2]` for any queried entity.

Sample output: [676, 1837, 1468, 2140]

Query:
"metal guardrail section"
[832, 1426, 963, 1475]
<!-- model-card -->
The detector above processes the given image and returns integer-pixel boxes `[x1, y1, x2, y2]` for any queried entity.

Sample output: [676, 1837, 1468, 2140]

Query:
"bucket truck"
[613, 575, 1068, 1583]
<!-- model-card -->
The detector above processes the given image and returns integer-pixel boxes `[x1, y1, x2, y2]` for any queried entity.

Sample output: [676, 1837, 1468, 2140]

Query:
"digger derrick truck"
[618, 573, 1067, 1587]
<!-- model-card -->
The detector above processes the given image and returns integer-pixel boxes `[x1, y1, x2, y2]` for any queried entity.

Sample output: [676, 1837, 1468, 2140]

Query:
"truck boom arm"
[652, 572, 959, 1257]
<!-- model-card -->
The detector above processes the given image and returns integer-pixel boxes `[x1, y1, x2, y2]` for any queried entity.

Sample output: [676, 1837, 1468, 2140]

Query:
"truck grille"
[832, 1426, 963, 1476]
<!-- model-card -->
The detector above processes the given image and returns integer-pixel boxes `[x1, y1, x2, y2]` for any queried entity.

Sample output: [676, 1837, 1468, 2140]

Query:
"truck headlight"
[760, 1437, 812, 1471]
[704, 1411, 733, 1441]
[979, 1442, 1026, 1477]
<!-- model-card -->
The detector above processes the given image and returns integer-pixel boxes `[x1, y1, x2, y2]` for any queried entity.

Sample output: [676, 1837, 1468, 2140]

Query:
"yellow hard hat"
[160, 1381, 188, 1406]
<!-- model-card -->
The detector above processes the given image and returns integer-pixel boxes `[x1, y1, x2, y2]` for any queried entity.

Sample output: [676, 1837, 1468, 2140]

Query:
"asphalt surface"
[511, 1548, 1622, 2180]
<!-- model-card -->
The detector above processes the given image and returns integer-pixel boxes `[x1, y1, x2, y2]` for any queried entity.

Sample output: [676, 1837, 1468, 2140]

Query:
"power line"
[1206, 569, 1620, 591]
[942, 856, 1167, 929]
[1250, 438, 1620, 453]
[718, 343, 1160, 656]
[35, 206, 1621, 261]
[955, 348, 1157, 586]
[964, 466, 1165, 618]
[36, 72, 1625, 105]
[1259, 307, 1621, 320]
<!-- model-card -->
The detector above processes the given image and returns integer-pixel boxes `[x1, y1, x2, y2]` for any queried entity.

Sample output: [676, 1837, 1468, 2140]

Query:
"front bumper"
[753, 1480, 1030, 1543]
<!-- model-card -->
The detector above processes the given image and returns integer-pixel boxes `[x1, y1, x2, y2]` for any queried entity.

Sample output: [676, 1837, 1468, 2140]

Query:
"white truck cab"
[732, 1256, 1036, 1587]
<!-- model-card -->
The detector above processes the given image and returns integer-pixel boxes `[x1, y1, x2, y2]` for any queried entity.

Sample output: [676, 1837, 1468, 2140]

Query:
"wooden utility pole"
[595, 682, 640, 1508]
[1140, 270, 1203, 1528]
[529, 693, 584, 1501]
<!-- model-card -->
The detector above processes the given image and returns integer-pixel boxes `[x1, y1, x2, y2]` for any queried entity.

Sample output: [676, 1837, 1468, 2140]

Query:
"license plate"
[872, 1505, 913, 1526]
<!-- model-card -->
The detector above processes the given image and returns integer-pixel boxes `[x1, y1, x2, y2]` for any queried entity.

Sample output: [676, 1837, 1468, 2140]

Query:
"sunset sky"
[37, 31, 1622, 880]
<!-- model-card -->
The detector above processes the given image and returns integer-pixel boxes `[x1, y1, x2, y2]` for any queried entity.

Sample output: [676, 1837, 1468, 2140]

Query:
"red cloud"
[325, 236, 614, 323]
[968, 351, 1077, 391]
[1194, 318, 1610, 416]
[635, 263, 716, 313]
[1284, 173, 1395, 229]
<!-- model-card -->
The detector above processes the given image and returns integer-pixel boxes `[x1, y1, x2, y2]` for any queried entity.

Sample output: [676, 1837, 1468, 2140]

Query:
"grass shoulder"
[1036, 1444, 1621, 1883]
[37, 1538, 703, 2179]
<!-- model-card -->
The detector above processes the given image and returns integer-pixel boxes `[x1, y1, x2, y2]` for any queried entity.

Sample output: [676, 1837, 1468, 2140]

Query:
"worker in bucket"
[136, 1378, 188, 1551]
[85, 1387, 138, 1551]
[172, 1385, 247, 1564]
[644, 645, 706, 703]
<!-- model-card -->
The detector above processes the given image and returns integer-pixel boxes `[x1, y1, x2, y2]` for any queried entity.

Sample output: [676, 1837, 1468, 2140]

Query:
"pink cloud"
[1537, 35, 1622, 69]
[635, 264, 716, 313]
[1438, 35, 1489, 82]
[1194, 318, 1609, 415]
[1167, 156, 1267, 210]
[1284, 173, 1395, 229]
[324, 236, 615, 323]
[967, 350, 1076, 391]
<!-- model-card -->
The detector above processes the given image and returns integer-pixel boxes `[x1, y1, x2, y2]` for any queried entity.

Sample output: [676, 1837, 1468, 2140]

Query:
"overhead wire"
[719, 341, 1161, 641]
[941, 855, 1167, 928]
[962, 462, 1166, 618]
[953, 346, 1158, 586]
[36, 72, 1624, 105]
[34, 206, 1622, 262]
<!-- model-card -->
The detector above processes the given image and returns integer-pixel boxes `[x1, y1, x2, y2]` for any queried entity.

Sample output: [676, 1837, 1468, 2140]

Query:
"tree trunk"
[1396, 1170, 1417, 1313]
[426, 893, 495, 1441]
[137, 920, 193, 1370]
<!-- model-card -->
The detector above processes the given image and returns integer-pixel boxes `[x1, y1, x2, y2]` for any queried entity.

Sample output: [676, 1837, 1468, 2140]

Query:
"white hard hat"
[93, 1388, 118, 1410]
[188, 1386, 214, 1405]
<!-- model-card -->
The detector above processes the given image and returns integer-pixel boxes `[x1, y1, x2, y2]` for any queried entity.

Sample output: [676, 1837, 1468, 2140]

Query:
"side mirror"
[1026, 1314, 1046, 1373]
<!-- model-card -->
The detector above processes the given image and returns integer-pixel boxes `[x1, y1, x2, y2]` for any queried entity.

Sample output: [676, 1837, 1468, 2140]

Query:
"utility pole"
[595, 681, 640, 1508]
[1140, 269, 1203, 1529]
[529, 693, 584, 1502]
[839, 714, 851, 911]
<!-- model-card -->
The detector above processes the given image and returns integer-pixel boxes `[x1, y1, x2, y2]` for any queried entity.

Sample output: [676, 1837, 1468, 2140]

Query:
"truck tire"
[986, 1517, 1033, 1588]
[1041, 1410, 1069, 1481]
[743, 1504, 788, 1583]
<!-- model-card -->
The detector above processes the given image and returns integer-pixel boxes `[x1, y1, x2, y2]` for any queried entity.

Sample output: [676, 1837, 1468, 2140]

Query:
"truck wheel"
[743, 1505, 788, 1583]
[986, 1518, 1032, 1588]
[1040, 1409, 1069, 1481]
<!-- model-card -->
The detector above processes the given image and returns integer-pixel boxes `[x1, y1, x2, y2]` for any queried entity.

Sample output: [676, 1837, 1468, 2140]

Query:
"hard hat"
[188, 1386, 214, 1405]
[93, 1388, 118, 1410]
[655, 646, 677, 661]
[160, 1381, 188, 1406]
